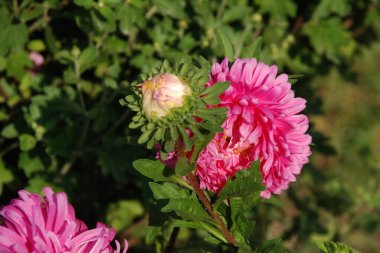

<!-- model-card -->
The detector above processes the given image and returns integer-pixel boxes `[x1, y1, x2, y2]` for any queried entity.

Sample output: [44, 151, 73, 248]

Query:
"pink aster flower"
[29, 52, 44, 67]
[196, 58, 312, 198]
[0, 187, 128, 253]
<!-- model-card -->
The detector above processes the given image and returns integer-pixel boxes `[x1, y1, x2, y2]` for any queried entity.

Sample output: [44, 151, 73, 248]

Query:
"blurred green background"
[1, 0, 380, 252]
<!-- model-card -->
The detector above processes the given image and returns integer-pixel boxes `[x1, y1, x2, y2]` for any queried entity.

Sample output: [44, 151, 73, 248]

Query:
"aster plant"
[120, 30, 312, 252]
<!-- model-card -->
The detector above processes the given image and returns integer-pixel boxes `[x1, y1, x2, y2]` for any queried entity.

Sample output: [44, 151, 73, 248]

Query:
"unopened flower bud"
[142, 73, 191, 119]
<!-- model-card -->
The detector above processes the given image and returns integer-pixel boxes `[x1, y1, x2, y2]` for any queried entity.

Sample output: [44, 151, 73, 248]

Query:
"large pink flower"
[196, 58, 312, 198]
[0, 187, 128, 253]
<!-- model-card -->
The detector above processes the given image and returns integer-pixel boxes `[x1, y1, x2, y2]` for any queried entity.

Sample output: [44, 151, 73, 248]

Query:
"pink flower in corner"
[196, 58, 312, 198]
[0, 187, 128, 253]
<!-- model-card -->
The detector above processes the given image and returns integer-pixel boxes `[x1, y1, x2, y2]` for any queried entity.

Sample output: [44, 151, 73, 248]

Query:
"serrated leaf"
[256, 239, 283, 253]
[321, 241, 359, 253]
[149, 182, 189, 199]
[133, 159, 174, 182]
[215, 28, 234, 60]
[230, 197, 243, 223]
[162, 198, 210, 221]
[18, 152, 45, 178]
[241, 192, 262, 213]
[215, 161, 263, 207]
[236, 215, 255, 240]
[303, 18, 350, 63]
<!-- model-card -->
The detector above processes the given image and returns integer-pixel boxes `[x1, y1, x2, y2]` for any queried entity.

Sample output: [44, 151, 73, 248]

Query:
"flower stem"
[186, 172, 238, 247]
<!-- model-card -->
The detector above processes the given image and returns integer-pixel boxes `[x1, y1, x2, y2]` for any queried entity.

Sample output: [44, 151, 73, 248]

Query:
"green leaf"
[174, 156, 193, 177]
[235, 215, 255, 241]
[55, 50, 73, 64]
[18, 152, 45, 178]
[240, 37, 263, 59]
[256, 0, 297, 19]
[230, 197, 243, 223]
[190, 132, 215, 163]
[200, 121, 224, 133]
[256, 239, 283, 253]
[138, 129, 154, 144]
[19, 134, 37, 151]
[79, 47, 98, 73]
[105, 78, 118, 89]
[153, 0, 187, 19]
[27, 40, 46, 52]
[313, 0, 351, 20]
[2, 124, 18, 138]
[303, 18, 350, 63]
[149, 182, 189, 199]
[132, 160, 191, 190]
[203, 96, 220, 106]
[74, 0, 94, 8]
[178, 125, 191, 151]
[215, 161, 263, 207]
[172, 220, 227, 243]
[162, 197, 211, 221]
[195, 109, 215, 121]
[9, 24, 29, 51]
[201, 82, 230, 97]
[0, 160, 14, 195]
[240, 192, 262, 213]
[187, 124, 204, 141]
[6, 50, 32, 80]
[169, 125, 179, 140]
[321, 241, 359, 253]
[133, 159, 173, 182]
[215, 28, 235, 60]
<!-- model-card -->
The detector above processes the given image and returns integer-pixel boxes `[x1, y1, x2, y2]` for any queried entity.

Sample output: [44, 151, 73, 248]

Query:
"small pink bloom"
[0, 187, 128, 253]
[156, 150, 178, 168]
[29, 52, 44, 68]
[196, 58, 312, 198]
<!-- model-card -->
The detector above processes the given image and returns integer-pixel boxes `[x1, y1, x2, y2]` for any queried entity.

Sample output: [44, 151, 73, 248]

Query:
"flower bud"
[142, 73, 191, 119]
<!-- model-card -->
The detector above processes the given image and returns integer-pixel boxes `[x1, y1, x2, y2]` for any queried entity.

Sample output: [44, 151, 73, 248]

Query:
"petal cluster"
[0, 187, 128, 253]
[196, 58, 312, 198]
